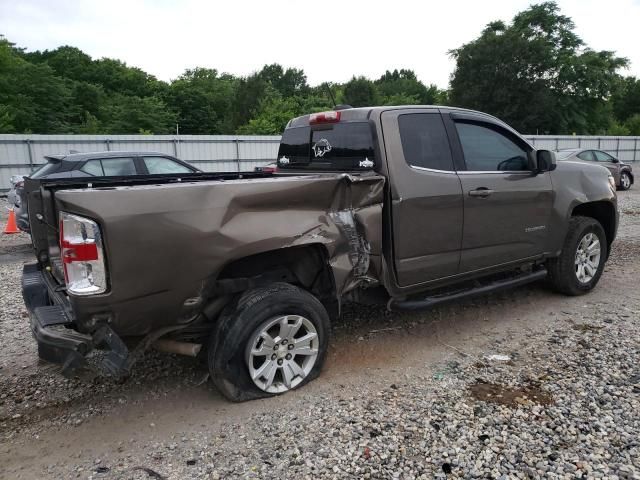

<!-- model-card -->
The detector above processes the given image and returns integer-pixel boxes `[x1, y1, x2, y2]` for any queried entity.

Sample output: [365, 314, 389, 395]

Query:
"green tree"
[449, 2, 627, 134]
[167, 68, 236, 134]
[342, 76, 379, 107]
[612, 77, 640, 123]
[237, 88, 332, 134]
[0, 37, 71, 133]
[375, 69, 445, 105]
[100, 94, 177, 134]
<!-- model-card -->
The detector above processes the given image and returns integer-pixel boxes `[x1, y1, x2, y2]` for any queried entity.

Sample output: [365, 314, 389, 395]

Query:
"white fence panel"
[1, 134, 638, 192]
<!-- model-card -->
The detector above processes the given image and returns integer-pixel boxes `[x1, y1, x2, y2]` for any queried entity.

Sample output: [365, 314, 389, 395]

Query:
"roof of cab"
[286, 105, 509, 129]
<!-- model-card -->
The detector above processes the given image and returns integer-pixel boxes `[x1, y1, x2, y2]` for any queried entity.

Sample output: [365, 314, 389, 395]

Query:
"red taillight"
[58, 212, 107, 295]
[61, 240, 99, 263]
[262, 166, 278, 173]
[309, 111, 341, 125]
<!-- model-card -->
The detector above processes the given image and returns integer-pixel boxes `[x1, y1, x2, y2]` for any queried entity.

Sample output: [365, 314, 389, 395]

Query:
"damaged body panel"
[21, 105, 618, 398]
[40, 173, 384, 337]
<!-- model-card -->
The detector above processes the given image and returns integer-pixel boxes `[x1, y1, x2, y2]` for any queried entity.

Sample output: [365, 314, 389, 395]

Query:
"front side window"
[593, 150, 614, 162]
[456, 122, 529, 172]
[144, 156, 193, 174]
[398, 113, 454, 171]
[101, 158, 137, 176]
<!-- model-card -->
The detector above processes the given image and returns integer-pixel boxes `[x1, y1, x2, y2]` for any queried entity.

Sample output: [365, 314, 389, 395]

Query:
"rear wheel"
[619, 172, 631, 191]
[208, 283, 330, 402]
[547, 216, 607, 296]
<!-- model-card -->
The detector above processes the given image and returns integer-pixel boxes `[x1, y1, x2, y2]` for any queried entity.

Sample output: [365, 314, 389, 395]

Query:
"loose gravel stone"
[1, 193, 639, 479]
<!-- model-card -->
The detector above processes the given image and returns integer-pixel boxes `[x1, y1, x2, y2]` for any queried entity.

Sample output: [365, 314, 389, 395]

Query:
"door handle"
[468, 188, 494, 198]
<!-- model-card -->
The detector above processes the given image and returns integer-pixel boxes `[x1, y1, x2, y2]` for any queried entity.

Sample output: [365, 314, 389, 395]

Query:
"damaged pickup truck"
[22, 106, 618, 401]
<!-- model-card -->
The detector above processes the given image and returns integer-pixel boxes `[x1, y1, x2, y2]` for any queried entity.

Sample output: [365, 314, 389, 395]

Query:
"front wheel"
[547, 216, 607, 296]
[619, 172, 632, 191]
[208, 283, 330, 402]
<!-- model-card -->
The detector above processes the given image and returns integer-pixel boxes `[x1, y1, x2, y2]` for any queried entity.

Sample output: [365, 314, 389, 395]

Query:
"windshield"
[277, 122, 376, 171]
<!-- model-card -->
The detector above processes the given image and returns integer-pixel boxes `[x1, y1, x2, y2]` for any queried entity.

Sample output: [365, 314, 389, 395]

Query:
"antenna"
[324, 83, 337, 108]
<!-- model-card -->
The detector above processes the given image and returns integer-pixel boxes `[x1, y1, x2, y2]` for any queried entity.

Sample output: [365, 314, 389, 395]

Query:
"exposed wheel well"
[571, 201, 616, 253]
[213, 245, 338, 320]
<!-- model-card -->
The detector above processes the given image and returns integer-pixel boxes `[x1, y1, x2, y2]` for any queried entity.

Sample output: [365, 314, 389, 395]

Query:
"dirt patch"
[469, 381, 553, 407]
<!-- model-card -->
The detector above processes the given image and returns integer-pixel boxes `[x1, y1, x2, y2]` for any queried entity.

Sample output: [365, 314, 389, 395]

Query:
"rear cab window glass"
[277, 122, 375, 171]
[144, 156, 193, 174]
[101, 158, 137, 176]
[455, 122, 529, 171]
[398, 113, 453, 171]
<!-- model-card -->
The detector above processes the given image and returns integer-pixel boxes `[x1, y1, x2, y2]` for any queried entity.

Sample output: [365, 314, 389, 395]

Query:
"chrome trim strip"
[457, 170, 534, 175]
[409, 165, 456, 174]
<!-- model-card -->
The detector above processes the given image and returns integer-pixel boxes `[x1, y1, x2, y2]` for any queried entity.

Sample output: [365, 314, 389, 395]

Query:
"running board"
[388, 268, 548, 312]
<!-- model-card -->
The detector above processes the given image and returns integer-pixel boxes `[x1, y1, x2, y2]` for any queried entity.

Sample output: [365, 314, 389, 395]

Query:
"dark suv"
[11, 151, 199, 232]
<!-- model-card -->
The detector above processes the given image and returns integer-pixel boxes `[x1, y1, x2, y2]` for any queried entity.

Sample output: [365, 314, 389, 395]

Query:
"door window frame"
[443, 112, 535, 174]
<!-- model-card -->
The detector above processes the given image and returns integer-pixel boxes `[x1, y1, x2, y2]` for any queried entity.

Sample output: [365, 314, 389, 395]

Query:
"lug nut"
[271, 354, 277, 360]
[273, 344, 279, 351]
[286, 353, 292, 360]
[277, 359, 283, 365]
[282, 339, 288, 345]
[288, 344, 294, 350]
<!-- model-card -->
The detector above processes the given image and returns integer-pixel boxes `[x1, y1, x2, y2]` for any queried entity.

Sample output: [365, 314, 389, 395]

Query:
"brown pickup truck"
[22, 106, 618, 401]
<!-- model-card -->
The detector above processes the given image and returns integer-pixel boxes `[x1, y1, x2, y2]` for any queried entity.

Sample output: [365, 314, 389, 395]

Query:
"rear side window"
[81, 159, 105, 176]
[398, 113, 453, 171]
[102, 158, 137, 176]
[577, 151, 594, 161]
[455, 122, 529, 171]
[30, 160, 61, 179]
[278, 122, 375, 171]
[144, 156, 193, 174]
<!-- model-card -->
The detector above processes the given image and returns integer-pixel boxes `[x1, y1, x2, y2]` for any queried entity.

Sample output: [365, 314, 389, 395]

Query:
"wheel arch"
[570, 201, 616, 256]
[211, 244, 339, 321]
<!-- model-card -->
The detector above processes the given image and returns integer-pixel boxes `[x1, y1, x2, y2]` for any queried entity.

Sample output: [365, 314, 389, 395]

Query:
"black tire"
[619, 172, 632, 191]
[207, 283, 330, 402]
[547, 216, 607, 296]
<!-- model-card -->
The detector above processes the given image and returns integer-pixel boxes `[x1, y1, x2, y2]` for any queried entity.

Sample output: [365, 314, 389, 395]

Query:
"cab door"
[445, 112, 553, 273]
[381, 109, 464, 286]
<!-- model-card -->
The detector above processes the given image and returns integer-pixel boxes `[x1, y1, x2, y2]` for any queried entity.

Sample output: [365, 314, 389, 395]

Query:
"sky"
[1, 0, 639, 88]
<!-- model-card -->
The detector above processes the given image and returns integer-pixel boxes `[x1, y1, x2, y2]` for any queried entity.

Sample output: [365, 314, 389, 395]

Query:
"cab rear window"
[277, 122, 375, 171]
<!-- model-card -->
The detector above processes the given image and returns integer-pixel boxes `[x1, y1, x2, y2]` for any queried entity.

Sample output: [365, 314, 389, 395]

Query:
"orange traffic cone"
[3, 208, 20, 234]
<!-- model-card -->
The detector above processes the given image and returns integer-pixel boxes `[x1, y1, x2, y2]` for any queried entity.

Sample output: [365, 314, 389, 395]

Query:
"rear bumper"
[21, 263, 129, 378]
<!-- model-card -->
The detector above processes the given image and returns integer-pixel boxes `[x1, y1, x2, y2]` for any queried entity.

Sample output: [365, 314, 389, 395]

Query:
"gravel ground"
[1, 193, 639, 479]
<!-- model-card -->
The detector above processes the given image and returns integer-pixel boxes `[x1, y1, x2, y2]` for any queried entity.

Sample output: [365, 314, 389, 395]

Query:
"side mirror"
[536, 150, 557, 173]
[611, 158, 620, 164]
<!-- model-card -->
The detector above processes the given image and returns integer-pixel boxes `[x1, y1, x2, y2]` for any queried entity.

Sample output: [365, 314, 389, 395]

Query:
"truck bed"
[25, 171, 385, 336]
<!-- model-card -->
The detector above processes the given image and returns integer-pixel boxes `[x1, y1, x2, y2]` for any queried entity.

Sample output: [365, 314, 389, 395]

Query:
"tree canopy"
[0, 2, 638, 136]
[449, 2, 630, 134]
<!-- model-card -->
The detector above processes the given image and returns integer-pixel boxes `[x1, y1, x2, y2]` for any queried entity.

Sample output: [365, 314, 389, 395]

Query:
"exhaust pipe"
[152, 339, 202, 357]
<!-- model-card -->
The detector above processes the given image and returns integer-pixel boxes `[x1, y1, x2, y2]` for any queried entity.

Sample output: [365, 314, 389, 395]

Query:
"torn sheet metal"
[54, 172, 385, 335]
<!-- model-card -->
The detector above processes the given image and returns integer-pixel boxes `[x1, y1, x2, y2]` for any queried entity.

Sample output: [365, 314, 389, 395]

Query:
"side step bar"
[388, 268, 547, 312]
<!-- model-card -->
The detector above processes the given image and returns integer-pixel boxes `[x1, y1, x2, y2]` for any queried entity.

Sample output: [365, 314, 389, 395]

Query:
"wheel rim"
[622, 174, 630, 189]
[575, 232, 601, 284]
[246, 315, 319, 394]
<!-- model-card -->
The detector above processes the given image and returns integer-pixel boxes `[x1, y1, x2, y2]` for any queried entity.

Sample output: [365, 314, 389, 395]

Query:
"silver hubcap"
[622, 174, 630, 189]
[246, 315, 319, 394]
[575, 232, 601, 284]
